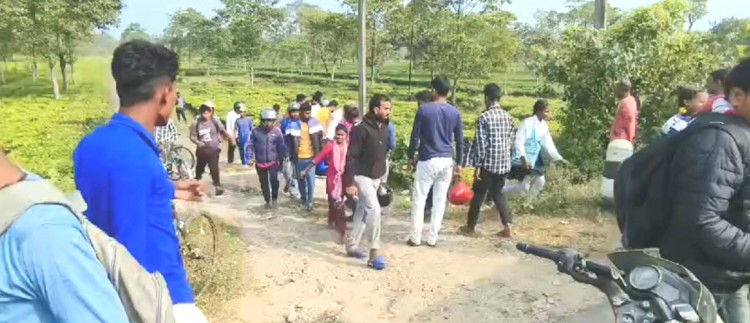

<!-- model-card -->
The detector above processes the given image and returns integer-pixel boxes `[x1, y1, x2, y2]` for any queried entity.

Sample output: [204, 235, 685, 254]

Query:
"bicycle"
[173, 205, 218, 298]
[161, 142, 195, 181]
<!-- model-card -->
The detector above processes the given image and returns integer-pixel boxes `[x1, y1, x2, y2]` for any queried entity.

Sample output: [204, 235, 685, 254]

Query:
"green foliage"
[530, 0, 721, 178]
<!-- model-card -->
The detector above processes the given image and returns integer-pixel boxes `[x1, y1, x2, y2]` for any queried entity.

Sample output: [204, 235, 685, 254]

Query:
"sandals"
[368, 256, 386, 270]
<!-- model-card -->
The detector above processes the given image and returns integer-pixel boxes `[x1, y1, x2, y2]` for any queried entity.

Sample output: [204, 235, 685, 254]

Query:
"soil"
[174, 153, 620, 323]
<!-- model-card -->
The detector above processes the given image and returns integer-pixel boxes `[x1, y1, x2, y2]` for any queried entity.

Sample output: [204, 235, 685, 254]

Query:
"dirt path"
[175, 162, 614, 323]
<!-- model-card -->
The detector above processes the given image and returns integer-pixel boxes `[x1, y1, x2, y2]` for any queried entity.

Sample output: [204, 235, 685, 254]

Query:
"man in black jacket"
[344, 94, 392, 268]
[660, 57, 750, 323]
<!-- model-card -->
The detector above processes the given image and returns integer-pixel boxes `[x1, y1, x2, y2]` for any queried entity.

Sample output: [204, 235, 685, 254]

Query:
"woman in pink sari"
[301, 124, 350, 241]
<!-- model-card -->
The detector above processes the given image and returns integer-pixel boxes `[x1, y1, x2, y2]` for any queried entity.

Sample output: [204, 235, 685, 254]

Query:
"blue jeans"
[296, 159, 315, 207]
[715, 285, 750, 323]
[238, 137, 249, 165]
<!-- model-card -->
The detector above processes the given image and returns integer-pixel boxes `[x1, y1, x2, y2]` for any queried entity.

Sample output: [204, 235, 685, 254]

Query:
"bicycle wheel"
[179, 213, 218, 298]
[171, 145, 196, 169]
[174, 158, 194, 180]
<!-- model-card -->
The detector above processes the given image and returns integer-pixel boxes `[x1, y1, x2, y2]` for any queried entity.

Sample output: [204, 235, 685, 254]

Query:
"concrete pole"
[595, 0, 607, 29]
[358, 0, 367, 113]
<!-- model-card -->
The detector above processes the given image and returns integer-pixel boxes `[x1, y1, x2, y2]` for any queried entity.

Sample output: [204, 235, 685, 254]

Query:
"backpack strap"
[0, 180, 88, 235]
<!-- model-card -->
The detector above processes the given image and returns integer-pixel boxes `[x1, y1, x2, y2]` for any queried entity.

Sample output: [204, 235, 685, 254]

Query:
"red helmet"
[449, 182, 474, 206]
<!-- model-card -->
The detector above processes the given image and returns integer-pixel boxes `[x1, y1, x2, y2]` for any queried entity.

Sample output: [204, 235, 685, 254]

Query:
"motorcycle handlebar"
[516, 242, 612, 277]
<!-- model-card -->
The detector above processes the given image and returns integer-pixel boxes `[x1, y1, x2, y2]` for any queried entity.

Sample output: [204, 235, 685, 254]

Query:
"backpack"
[0, 180, 175, 323]
[614, 113, 750, 249]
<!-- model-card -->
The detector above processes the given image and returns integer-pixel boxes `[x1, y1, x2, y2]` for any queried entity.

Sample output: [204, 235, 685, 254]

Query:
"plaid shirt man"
[474, 105, 515, 175]
[155, 119, 179, 145]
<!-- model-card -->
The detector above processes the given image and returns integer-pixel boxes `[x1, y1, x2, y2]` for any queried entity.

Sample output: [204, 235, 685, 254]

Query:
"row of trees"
[156, 0, 519, 100]
[0, 0, 122, 97]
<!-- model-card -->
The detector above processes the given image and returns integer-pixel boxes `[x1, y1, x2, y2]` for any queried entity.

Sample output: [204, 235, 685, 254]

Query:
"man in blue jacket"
[73, 40, 207, 322]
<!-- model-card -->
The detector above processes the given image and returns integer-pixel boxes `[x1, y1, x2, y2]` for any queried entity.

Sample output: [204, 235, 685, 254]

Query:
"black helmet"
[377, 184, 393, 207]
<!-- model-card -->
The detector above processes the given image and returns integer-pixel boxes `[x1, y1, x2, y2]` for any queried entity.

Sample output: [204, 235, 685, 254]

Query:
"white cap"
[237, 104, 247, 112]
[202, 101, 216, 108]
[322, 100, 330, 107]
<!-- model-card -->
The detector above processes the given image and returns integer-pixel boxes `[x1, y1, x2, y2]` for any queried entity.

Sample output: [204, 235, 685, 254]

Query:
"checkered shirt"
[155, 119, 179, 145]
[474, 105, 515, 175]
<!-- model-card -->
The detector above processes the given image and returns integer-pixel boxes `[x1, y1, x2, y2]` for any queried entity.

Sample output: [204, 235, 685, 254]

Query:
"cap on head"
[287, 102, 300, 112]
[322, 100, 330, 107]
[237, 103, 248, 112]
[202, 101, 216, 109]
[261, 108, 277, 120]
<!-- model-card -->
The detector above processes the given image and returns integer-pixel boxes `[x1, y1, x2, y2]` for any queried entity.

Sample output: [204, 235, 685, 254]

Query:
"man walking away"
[248, 109, 287, 208]
[414, 90, 436, 220]
[191, 102, 233, 196]
[406, 77, 464, 247]
[658, 58, 750, 323]
[288, 102, 325, 211]
[610, 80, 639, 144]
[460, 83, 515, 238]
[176, 91, 187, 122]
[226, 102, 242, 164]
[73, 40, 208, 321]
[234, 103, 253, 166]
[345, 94, 392, 269]
[0, 154, 129, 322]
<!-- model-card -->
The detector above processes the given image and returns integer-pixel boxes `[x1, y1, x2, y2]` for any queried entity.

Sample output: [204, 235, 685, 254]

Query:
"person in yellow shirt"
[317, 99, 332, 132]
[288, 102, 325, 211]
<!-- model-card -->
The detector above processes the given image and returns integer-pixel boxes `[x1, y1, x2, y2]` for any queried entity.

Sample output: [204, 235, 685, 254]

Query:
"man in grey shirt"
[190, 102, 233, 196]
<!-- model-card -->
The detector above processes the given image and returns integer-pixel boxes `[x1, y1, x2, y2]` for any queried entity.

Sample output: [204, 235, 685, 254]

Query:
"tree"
[121, 23, 150, 42]
[305, 13, 357, 79]
[529, 0, 721, 177]
[709, 17, 750, 62]
[164, 9, 209, 66]
[343, 0, 402, 84]
[686, 0, 707, 31]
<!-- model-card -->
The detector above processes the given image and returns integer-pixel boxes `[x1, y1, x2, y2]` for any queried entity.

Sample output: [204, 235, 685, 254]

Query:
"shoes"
[215, 186, 224, 196]
[271, 199, 278, 209]
[458, 225, 476, 236]
[406, 239, 421, 247]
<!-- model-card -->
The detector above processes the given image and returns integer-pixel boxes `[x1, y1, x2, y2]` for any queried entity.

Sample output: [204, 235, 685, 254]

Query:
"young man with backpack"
[190, 102, 234, 196]
[0, 155, 129, 322]
[616, 57, 750, 323]
[73, 40, 207, 322]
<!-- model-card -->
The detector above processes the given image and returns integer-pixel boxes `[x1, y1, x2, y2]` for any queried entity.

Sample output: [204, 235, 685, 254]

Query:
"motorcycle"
[516, 242, 723, 323]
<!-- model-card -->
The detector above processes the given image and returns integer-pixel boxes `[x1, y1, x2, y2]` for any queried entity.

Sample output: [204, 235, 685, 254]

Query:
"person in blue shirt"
[0, 154, 129, 323]
[72, 40, 207, 322]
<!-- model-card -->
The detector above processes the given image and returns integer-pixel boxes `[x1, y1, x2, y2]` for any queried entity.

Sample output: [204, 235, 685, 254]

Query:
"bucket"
[601, 139, 633, 205]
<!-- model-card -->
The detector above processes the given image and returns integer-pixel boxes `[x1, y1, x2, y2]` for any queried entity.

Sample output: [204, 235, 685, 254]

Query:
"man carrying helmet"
[247, 109, 287, 208]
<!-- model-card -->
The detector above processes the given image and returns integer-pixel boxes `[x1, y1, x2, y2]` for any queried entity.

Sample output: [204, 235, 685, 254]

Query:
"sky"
[109, 0, 748, 37]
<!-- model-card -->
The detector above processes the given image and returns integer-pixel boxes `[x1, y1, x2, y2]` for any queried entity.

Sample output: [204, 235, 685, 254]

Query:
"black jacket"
[659, 120, 750, 293]
[344, 113, 389, 187]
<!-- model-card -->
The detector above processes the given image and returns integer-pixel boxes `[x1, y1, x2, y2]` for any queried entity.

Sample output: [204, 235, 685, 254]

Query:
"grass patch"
[186, 222, 247, 320]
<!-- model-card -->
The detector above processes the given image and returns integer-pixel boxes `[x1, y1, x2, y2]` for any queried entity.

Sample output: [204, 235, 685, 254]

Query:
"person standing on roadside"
[414, 90, 436, 220]
[281, 103, 302, 199]
[175, 91, 187, 122]
[226, 102, 242, 164]
[288, 102, 325, 211]
[345, 94, 392, 269]
[460, 83, 515, 238]
[73, 40, 208, 322]
[406, 77, 464, 247]
[234, 103, 253, 166]
[190, 102, 233, 196]
[248, 109, 287, 208]
[610, 80, 639, 144]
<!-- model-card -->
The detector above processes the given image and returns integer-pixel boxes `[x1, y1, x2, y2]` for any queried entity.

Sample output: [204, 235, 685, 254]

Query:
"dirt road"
[176, 163, 615, 323]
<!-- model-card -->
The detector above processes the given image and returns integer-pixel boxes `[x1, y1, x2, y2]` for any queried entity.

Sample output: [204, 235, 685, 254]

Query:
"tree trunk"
[331, 64, 336, 81]
[250, 66, 255, 87]
[0, 64, 5, 85]
[48, 60, 61, 99]
[59, 55, 68, 92]
[408, 24, 414, 91]
[32, 60, 39, 82]
[451, 78, 459, 105]
[71, 62, 78, 85]
[370, 31, 376, 85]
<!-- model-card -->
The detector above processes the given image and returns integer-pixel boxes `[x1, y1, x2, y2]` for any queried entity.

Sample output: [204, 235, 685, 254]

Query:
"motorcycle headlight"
[628, 265, 662, 291]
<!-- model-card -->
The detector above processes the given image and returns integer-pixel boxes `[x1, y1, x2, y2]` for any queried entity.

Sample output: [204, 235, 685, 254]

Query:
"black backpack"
[615, 113, 750, 249]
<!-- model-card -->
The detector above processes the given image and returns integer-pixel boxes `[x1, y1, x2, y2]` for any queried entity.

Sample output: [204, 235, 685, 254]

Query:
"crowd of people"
[4, 38, 750, 323]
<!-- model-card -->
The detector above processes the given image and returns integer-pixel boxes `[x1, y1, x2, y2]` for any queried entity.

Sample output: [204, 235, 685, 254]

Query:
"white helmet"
[261, 108, 277, 121]
[202, 101, 216, 109]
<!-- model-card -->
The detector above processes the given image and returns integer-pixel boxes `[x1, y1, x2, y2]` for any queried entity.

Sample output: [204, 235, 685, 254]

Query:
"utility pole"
[595, 0, 607, 29]
[358, 0, 367, 113]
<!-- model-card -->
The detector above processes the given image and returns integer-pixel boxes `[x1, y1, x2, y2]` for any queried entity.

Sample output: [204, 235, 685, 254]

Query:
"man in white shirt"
[226, 102, 242, 164]
[310, 91, 323, 119]
[326, 100, 343, 140]
[504, 99, 566, 197]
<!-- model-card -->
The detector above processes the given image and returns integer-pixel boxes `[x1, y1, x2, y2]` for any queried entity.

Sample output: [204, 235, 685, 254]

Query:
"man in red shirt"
[609, 80, 639, 143]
